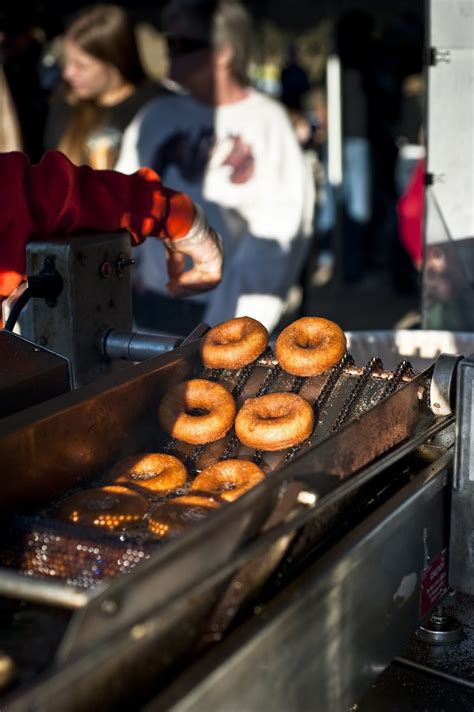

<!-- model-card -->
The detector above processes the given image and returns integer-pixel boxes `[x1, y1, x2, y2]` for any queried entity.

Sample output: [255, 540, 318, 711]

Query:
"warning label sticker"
[420, 548, 448, 619]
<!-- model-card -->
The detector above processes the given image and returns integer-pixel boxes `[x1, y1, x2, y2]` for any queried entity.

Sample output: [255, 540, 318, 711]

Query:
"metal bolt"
[101, 598, 119, 616]
[431, 606, 447, 625]
[131, 624, 148, 640]
[99, 261, 113, 279]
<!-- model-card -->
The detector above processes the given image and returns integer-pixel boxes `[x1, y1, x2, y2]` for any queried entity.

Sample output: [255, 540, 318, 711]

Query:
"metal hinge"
[429, 47, 452, 66]
[425, 172, 447, 186]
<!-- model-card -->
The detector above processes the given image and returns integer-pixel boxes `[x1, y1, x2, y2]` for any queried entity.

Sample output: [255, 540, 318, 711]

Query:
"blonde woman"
[44, 5, 164, 168]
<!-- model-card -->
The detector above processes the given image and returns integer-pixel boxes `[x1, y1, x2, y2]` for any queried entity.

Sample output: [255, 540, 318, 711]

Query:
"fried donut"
[148, 495, 220, 538]
[192, 459, 265, 501]
[57, 485, 148, 530]
[158, 379, 236, 444]
[275, 317, 346, 377]
[235, 392, 314, 451]
[108, 453, 187, 493]
[200, 317, 269, 369]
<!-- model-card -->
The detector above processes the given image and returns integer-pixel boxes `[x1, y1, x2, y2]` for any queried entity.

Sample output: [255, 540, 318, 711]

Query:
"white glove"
[163, 204, 223, 298]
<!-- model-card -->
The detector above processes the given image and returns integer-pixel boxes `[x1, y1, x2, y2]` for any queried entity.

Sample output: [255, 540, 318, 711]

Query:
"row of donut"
[159, 382, 315, 451]
[55, 455, 266, 538]
[159, 315, 347, 451]
[200, 315, 347, 375]
[53, 315, 347, 538]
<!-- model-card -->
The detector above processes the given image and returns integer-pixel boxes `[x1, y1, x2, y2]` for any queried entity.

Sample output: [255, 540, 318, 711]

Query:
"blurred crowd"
[0, 0, 425, 335]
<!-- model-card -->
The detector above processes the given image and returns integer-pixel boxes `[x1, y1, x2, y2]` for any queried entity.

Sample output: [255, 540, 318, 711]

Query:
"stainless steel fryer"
[0, 327, 465, 711]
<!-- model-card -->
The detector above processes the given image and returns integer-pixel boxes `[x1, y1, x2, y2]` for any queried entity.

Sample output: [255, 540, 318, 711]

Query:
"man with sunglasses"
[117, 0, 314, 334]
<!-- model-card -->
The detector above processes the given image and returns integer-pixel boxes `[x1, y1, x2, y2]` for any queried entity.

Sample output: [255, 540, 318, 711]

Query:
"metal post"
[422, 0, 474, 330]
[326, 52, 344, 288]
[449, 356, 474, 593]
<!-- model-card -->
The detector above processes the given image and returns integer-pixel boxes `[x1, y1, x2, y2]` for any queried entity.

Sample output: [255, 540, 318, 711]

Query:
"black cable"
[4, 287, 33, 332]
[3, 260, 63, 332]
[27, 272, 63, 301]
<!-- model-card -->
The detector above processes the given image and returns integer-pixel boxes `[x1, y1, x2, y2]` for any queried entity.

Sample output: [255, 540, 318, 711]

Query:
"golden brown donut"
[235, 392, 314, 451]
[158, 378, 236, 444]
[108, 453, 187, 493]
[148, 495, 221, 538]
[56, 485, 148, 530]
[192, 459, 265, 501]
[200, 316, 269, 369]
[275, 317, 346, 377]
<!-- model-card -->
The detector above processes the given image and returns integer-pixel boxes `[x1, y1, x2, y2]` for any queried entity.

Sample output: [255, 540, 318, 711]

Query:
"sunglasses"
[166, 35, 211, 56]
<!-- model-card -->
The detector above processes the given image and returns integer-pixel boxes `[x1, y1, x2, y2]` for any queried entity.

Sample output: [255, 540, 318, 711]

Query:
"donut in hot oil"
[108, 453, 188, 493]
[192, 459, 265, 501]
[158, 379, 236, 444]
[56, 485, 148, 530]
[200, 316, 268, 369]
[235, 392, 314, 451]
[275, 317, 346, 377]
[148, 494, 221, 538]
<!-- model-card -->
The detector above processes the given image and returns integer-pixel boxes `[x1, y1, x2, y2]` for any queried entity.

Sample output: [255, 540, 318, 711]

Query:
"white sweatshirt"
[116, 88, 315, 332]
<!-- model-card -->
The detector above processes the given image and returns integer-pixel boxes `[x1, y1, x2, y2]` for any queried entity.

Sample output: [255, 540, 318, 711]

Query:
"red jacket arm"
[0, 151, 194, 297]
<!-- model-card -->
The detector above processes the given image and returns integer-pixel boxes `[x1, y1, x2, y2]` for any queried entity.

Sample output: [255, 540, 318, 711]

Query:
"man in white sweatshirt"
[116, 0, 314, 334]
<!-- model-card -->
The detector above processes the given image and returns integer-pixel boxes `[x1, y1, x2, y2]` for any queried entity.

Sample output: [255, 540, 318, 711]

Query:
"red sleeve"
[0, 151, 194, 297]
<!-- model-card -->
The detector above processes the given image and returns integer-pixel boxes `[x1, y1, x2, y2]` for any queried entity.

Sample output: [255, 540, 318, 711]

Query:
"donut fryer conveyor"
[0, 333, 471, 711]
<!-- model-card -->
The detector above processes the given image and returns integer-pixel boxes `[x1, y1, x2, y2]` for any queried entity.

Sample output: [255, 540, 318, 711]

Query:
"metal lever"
[117, 255, 136, 277]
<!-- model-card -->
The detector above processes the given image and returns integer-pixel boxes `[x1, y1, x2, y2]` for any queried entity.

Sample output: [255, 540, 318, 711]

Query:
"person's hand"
[163, 205, 223, 297]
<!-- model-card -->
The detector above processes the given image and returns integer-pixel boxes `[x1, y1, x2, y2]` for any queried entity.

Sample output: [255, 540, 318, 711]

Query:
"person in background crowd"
[279, 42, 310, 114]
[395, 73, 425, 200]
[0, 63, 23, 152]
[368, 12, 424, 300]
[0, 9, 48, 161]
[44, 4, 163, 169]
[291, 84, 334, 291]
[395, 74, 425, 277]
[315, 11, 374, 286]
[0, 150, 223, 326]
[117, 0, 314, 335]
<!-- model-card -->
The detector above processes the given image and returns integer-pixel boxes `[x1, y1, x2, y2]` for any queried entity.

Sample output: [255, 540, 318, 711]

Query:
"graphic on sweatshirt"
[152, 128, 255, 185]
[221, 135, 255, 184]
